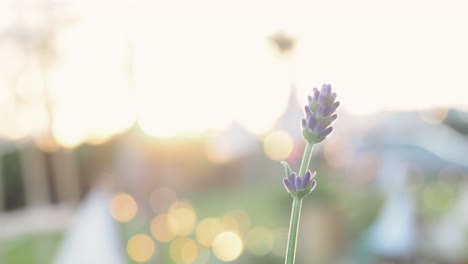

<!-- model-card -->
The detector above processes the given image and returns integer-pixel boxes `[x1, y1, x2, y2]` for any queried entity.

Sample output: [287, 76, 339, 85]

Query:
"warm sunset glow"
[2, 0, 468, 144]
[110, 193, 138, 223]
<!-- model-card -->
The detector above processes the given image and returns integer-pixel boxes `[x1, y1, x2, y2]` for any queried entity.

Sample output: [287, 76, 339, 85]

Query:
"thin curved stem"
[285, 142, 314, 264]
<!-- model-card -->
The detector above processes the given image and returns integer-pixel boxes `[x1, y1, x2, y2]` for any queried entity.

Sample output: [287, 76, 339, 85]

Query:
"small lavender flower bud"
[282, 170, 318, 198]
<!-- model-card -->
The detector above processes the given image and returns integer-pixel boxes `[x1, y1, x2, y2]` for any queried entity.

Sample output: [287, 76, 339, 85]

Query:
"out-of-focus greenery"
[1, 232, 63, 264]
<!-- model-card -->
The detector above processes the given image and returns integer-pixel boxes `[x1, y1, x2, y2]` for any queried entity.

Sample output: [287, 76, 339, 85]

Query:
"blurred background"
[1, 0, 468, 263]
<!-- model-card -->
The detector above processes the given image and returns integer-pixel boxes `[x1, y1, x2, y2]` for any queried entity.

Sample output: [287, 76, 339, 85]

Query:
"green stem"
[298, 143, 314, 177]
[285, 142, 314, 264]
[285, 197, 303, 264]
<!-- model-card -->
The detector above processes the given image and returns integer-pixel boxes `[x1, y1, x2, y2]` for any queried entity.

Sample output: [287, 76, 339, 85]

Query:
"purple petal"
[322, 105, 333, 116]
[295, 177, 303, 190]
[329, 114, 338, 122]
[304, 106, 312, 118]
[317, 105, 326, 116]
[320, 127, 333, 138]
[308, 95, 313, 103]
[307, 115, 317, 130]
[290, 172, 297, 183]
[322, 84, 332, 95]
[313, 88, 319, 101]
[320, 85, 329, 96]
[318, 94, 327, 105]
[314, 122, 325, 134]
[301, 118, 307, 128]
[283, 178, 295, 193]
[331, 101, 340, 112]
[302, 170, 312, 188]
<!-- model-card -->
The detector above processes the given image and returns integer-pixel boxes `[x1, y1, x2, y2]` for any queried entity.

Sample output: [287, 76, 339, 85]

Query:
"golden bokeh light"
[127, 234, 156, 263]
[245, 226, 274, 256]
[168, 202, 197, 236]
[196, 218, 224, 248]
[170, 237, 199, 264]
[151, 214, 176, 242]
[212, 231, 243, 262]
[110, 192, 138, 222]
[263, 130, 294, 161]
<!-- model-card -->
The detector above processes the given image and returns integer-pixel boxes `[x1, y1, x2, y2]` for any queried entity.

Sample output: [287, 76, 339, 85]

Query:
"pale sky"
[0, 0, 467, 143]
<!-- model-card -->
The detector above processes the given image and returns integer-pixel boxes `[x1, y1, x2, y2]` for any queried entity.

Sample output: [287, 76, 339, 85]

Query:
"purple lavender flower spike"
[302, 84, 339, 144]
[283, 178, 295, 193]
[301, 118, 307, 128]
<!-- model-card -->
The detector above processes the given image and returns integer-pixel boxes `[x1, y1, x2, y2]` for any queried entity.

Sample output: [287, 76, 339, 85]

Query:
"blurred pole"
[19, 144, 50, 206]
[50, 149, 80, 204]
[0, 154, 4, 211]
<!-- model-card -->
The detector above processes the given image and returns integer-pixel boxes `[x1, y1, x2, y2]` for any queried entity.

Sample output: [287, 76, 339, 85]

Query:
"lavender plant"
[282, 84, 339, 264]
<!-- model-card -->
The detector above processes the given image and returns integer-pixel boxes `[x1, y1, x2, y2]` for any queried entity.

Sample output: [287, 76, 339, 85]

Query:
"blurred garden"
[1, 0, 468, 264]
